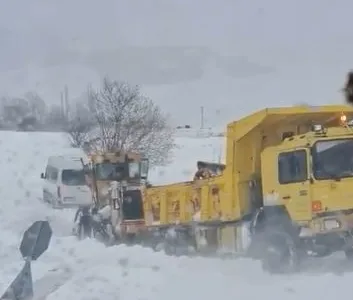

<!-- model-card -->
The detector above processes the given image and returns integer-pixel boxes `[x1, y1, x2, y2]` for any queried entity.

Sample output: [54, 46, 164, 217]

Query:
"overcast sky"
[0, 0, 352, 126]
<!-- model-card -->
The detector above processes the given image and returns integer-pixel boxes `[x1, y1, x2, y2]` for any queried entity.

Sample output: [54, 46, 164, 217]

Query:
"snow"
[150, 136, 224, 185]
[1, 131, 353, 299]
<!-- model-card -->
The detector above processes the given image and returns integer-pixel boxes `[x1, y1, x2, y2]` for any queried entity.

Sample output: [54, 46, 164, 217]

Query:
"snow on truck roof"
[47, 156, 85, 170]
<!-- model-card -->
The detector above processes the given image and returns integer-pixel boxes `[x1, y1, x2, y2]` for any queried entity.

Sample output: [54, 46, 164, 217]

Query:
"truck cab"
[235, 108, 353, 269]
[86, 151, 149, 223]
[262, 123, 353, 238]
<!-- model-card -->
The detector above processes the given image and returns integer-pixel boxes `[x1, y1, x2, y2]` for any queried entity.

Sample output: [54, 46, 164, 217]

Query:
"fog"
[0, 0, 351, 126]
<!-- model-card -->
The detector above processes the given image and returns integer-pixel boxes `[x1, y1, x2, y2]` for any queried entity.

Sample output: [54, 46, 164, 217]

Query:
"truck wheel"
[78, 215, 92, 240]
[260, 230, 300, 274]
[163, 228, 194, 256]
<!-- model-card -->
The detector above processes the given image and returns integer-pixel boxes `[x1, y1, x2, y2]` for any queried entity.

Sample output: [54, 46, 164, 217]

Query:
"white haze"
[0, 0, 352, 127]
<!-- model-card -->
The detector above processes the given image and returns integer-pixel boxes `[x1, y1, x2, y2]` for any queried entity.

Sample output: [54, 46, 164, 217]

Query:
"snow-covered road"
[0, 131, 353, 300]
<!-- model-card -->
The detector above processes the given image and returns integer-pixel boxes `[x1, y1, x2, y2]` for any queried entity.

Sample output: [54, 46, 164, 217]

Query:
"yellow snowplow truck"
[143, 105, 353, 273]
[73, 150, 149, 245]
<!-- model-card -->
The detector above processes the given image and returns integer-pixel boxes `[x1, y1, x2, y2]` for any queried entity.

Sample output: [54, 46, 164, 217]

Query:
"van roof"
[47, 156, 84, 170]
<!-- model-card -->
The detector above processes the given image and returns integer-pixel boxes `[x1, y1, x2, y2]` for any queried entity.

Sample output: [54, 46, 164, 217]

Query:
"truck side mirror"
[141, 158, 149, 179]
[40, 173, 45, 179]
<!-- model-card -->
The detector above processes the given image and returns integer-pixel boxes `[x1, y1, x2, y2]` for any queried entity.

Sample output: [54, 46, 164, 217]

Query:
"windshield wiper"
[323, 170, 341, 181]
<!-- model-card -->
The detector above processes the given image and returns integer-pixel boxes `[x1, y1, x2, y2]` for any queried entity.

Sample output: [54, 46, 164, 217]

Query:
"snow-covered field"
[1, 131, 353, 299]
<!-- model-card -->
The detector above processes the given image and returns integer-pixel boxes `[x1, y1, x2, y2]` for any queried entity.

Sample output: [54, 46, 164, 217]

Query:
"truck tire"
[259, 229, 301, 274]
[163, 228, 194, 257]
[78, 215, 93, 240]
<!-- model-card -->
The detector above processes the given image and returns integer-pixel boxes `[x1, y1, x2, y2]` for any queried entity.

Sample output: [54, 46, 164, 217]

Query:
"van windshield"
[62, 169, 86, 186]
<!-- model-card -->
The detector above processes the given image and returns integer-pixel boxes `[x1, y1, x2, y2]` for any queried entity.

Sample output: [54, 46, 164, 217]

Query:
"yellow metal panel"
[219, 227, 237, 253]
[159, 189, 167, 224]
[144, 177, 231, 225]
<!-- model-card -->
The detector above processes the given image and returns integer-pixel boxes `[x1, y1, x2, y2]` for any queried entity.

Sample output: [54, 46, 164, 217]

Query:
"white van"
[41, 156, 92, 208]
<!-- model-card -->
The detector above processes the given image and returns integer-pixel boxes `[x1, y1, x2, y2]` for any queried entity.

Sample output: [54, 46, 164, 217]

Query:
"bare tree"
[24, 91, 47, 124]
[18, 116, 37, 131]
[88, 77, 175, 166]
[45, 105, 67, 131]
[66, 100, 95, 147]
[66, 117, 94, 147]
[0, 92, 47, 130]
[343, 71, 353, 105]
[0, 96, 31, 129]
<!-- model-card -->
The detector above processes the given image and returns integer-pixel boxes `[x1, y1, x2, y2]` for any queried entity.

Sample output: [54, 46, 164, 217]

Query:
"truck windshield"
[312, 139, 353, 180]
[61, 169, 86, 186]
[95, 162, 127, 180]
[128, 162, 140, 179]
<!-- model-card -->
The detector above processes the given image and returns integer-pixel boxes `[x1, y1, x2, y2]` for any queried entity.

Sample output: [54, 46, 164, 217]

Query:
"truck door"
[276, 148, 312, 221]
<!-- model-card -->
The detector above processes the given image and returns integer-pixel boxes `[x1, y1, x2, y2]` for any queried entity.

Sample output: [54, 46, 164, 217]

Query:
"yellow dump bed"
[143, 175, 226, 226]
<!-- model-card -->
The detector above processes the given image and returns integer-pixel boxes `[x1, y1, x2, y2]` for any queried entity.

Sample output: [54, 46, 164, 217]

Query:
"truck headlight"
[324, 219, 340, 230]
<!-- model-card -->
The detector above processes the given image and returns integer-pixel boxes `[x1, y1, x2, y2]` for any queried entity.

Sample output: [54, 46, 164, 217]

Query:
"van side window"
[278, 150, 307, 184]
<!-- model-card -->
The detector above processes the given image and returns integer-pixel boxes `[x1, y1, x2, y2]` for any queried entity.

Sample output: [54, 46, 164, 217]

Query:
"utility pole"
[200, 106, 204, 129]
[64, 85, 69, 119]
[60, 92, 64, 118]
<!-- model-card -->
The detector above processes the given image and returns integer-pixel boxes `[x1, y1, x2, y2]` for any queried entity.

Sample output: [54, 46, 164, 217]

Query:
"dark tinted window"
[278, 150, 307, 184]
[313, 139, 353, 180]
[122, 190, 144, 220]
[95, 163, 127, 180]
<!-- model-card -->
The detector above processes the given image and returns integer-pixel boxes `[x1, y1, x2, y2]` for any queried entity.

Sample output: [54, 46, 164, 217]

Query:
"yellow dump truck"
[143, 105, 353, 272]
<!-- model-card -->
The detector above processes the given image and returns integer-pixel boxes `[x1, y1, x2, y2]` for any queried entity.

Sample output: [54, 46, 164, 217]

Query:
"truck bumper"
[298, 212, 353, 255]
